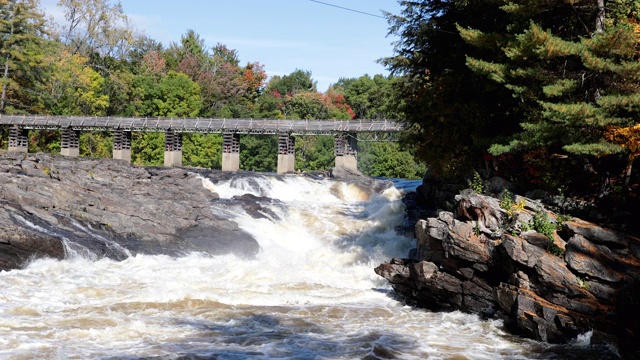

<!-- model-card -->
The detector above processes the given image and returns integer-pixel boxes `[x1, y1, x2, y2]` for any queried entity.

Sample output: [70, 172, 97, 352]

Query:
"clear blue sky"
[41, 0, 402, 92]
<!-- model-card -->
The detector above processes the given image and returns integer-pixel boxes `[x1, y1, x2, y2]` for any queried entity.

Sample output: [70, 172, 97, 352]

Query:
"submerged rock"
[376, 190, 640, 357]
[0, 152, 258, 270]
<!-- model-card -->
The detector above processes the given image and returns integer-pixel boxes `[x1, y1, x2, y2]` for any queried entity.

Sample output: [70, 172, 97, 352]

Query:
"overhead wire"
[307, 0, 386, 19]
[306, 1, 457, 35]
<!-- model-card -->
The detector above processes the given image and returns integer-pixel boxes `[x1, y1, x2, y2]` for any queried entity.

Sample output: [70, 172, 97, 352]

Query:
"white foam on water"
[0, 174, 603, 359]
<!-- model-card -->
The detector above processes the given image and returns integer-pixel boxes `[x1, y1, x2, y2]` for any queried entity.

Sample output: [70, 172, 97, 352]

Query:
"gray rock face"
[375, 191, 640, 357]
[0, 152, 259, 271]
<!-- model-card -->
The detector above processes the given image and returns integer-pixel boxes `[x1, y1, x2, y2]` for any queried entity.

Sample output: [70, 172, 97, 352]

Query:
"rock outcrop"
[376, 190, 640, 357]
[0, 152, 259, 271]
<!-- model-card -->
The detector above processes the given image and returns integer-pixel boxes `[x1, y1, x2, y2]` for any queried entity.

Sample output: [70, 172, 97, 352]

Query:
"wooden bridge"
[0, 115, 404, 173]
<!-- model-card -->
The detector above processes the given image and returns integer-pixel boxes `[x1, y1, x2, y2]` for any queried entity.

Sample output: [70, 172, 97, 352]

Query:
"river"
[0, 174, 614, 359]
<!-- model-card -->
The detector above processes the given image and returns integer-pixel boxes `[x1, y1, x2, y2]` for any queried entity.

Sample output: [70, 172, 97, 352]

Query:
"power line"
[308, 0, 386, 19]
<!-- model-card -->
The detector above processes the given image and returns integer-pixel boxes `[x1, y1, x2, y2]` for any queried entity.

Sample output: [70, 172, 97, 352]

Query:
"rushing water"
[0, 174, 614, 359]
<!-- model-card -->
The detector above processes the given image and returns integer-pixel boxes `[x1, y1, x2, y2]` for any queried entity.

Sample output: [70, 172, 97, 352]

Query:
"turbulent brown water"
[0, 175, 614, 359]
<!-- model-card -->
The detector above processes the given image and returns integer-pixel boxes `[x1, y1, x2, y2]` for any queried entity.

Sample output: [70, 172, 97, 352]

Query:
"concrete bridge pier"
[60, 127, 80, 157]
[164, 129, 182, 167]
[277, 132, 295, 174]
[334, 132, 358, 171]
[8, 126, 29, 153]
[222, 132, 240, 171]
[112, 129, 132, 163]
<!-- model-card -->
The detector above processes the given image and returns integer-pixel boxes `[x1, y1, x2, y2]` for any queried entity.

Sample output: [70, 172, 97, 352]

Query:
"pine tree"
[0, 0, 47, 114]
[382, 0, 520, 179]
[461, 0, 640, 193]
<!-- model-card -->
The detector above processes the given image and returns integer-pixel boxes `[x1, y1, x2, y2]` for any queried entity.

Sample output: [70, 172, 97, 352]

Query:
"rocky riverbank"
[0, 152, 389, 272]
[0, 152, 259, 271]
[376, 184, 640, 358]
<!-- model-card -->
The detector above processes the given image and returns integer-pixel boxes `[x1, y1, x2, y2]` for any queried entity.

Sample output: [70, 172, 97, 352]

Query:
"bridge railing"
[0, 115, 403, 134]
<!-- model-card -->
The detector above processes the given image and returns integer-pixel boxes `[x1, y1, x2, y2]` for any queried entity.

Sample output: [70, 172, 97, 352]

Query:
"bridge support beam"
[277, 132, 295, 174]
[222, 132, 240, 171]
[112, 129, 132, 163]
[334, 132, 358, 171]
[60, 127, 80, 157]
[8, 126, 28, 153]
[164, 129, 182, 167]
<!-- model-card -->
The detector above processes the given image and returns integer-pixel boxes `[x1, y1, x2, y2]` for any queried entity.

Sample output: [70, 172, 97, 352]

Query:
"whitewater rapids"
[0, 174, 603, 359]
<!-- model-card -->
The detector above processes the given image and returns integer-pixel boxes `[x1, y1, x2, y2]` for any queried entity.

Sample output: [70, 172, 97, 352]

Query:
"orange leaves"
[242, 62, 267, 95]
[142, 51, 166, 75]
[606, 123, 640, 156]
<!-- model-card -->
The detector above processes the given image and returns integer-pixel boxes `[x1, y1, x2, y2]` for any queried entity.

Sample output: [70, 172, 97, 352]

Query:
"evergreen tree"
[0, 0, 47, 114]
[382, 0, 520, 180]
[461, 0, 640, 193]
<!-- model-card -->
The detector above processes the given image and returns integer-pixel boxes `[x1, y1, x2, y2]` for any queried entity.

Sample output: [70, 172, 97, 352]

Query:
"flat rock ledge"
[375, 191, 640, 357]
[0, 152, 259, 271]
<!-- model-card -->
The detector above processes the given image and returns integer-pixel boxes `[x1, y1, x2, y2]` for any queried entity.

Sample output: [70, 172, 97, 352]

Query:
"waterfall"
[0, 174, 610, 359]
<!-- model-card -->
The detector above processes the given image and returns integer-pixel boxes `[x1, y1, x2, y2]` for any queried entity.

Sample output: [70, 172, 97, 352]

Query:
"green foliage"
[529, 209, 564, 257]
[131, 132, 164, 166]
[80, 131, 112, 158]
[359, 142, 425, 179]
[38, 44, 109, 116]
[28, 130, 60, 153]
[0, 0, 48, 114]
[157, 71, 202, 117]
[467, 171, 485, 194]
[331, 74, 402, 119]
[499, 190, 525, 221]
[547, 241, 565, 258]
[530, 209, 557, 243]
[460, 0, 640, 196]
[182, 133, 222, 168]
[556, 213, 572, 230]
[266, 69, 316, 95]
[577, 277, 590, 290]
[382, 0, 520, 179]
[240, 135, 277, 172]
[295, 136, 334, 171]
[284, 92, 331, 120]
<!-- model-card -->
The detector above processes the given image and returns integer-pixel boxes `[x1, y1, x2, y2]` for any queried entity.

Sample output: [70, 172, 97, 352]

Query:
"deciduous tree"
[56, 0, 134, 60]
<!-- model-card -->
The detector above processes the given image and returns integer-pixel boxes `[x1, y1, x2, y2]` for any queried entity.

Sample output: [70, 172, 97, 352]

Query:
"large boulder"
[0, 152, 259, 271]
[376, 190, 640, 356]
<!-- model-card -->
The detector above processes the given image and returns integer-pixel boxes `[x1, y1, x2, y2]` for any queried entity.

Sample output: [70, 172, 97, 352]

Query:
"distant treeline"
[3, 0, 639, 205]
[0, 0, 424, 179]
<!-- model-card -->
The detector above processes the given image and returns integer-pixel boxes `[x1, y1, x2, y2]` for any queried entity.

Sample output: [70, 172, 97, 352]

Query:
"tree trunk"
[624, 154, 635, 192]
[1, 3, 14, 114]
[595, 0, 605, 33]
[1, 58, 9, 114]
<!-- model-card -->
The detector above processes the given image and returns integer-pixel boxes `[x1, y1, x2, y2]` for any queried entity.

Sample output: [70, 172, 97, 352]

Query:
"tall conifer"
[461, 0, 640, 192]
[0, 0, 47, 113]
[382, 0, 519, 179]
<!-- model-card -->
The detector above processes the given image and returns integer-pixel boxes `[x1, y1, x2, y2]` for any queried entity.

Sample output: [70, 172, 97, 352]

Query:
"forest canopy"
[383, 0, 639, 205]
[0, 0, 424, 179]
[2, 0, 639, 205]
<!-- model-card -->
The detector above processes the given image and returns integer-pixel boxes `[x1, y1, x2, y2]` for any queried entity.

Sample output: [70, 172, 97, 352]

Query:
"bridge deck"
[0, 115, 402, 135]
